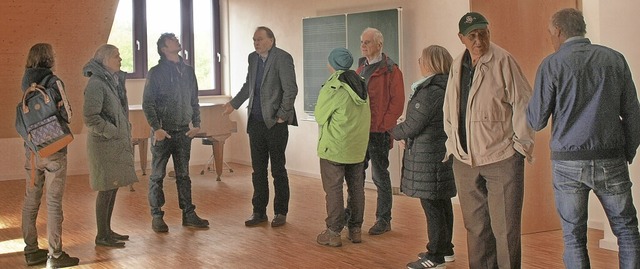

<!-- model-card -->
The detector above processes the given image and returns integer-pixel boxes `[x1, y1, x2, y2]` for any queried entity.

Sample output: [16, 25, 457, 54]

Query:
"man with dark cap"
[442, 12, 534, 269]
[315, 48, 370, 247]
[528, 8, 640, 268]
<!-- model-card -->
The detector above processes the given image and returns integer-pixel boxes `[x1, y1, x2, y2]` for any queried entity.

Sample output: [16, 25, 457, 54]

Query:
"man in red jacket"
[355, 27, 405, 235]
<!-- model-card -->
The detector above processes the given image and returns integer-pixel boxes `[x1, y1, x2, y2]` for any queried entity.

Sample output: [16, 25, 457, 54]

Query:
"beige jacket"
[443, 43, 534, 167]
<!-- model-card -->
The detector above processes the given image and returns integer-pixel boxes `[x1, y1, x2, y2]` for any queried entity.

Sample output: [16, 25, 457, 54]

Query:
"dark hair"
[552, 8, 586, 38]
[157, 32, 177, 58]
[256, 26, 276, 47]
[25, 43, 55, 68]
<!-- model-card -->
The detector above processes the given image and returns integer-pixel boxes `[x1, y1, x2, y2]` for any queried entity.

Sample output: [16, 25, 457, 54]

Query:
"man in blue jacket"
[527, 8, 640, 269]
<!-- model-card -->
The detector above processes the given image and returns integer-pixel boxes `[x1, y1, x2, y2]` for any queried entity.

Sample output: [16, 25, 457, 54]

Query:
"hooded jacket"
[83, 60, 138, 191]
[356, 53, 405, 133]
[391, 74, 455, 199]
[315, 70, 370, 164]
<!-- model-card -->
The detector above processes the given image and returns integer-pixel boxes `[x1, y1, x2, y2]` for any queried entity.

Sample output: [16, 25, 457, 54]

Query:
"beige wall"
[222, 0, 469, 188]
[218, 0, 640, 236]
[582, 0, 640, 250]
[2, 0, 639, 238]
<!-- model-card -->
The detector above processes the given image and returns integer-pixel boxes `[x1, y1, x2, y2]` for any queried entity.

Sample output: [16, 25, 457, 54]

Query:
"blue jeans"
[553, 158, 640, 269]
[365, 132, 392, 223]
[148, 129, 195, 217]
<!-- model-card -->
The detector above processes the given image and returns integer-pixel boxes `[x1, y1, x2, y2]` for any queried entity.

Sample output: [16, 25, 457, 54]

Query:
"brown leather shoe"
[271, 214, 287, 227]
[244, 213, 268, 226]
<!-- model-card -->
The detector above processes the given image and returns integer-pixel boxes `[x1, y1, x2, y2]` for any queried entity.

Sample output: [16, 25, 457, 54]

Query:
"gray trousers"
[22, 149, 68, 256]
[320, 158, 365, 233]
[453, 154, 524, 269]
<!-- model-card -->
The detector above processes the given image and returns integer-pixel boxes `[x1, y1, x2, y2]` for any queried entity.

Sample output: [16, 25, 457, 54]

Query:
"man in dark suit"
[223, 26, 298, 228]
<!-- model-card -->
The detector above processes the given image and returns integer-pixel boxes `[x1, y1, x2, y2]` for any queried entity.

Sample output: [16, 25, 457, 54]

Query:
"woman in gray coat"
[83, 44, 138, 248]
[390, 45, 456, 269]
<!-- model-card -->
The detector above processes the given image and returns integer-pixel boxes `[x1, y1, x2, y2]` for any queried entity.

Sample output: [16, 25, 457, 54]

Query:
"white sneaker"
[417, 252, 455, 262]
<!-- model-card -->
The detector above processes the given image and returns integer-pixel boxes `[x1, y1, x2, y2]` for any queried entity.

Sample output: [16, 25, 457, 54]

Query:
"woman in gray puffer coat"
[390, 45, 456, 269]
[82, 44, 138, 248]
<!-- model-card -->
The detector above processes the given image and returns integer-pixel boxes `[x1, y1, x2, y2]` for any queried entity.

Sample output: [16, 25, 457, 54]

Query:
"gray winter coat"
[82, 60, 138, 191]
[390, 74, 456, 200]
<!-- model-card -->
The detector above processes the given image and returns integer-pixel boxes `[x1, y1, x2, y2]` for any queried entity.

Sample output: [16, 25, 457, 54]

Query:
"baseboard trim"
[599, 238, 619, 251]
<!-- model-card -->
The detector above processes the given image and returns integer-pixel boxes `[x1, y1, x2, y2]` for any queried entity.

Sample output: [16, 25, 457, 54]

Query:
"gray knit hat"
[328, 48, 353, 71]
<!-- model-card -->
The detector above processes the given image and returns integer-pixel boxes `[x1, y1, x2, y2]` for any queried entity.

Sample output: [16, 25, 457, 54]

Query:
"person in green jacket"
[315, 48, 370, 247]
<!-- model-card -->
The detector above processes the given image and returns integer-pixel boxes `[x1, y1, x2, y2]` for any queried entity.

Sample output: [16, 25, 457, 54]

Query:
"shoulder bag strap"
[56, 80, 73, 122]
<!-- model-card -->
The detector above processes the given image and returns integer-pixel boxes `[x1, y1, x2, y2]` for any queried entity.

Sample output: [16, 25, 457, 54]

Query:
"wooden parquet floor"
[0, 163, 620, 268]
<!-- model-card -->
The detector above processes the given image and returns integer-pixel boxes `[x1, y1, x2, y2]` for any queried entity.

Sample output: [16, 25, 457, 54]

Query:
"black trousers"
[247, 118, 290, 216]
[420, 198, 454, 263]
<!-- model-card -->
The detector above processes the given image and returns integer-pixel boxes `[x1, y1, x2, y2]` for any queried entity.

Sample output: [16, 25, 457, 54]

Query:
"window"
[108, 0, 221, 95]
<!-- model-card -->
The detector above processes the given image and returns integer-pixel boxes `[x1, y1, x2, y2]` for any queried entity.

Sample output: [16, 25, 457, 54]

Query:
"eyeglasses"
[465, 29, 489, 41]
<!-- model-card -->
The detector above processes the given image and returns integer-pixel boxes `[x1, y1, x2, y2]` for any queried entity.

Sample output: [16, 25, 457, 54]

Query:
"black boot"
[106, 189, 129, 240]
[96, 190, 124, 248]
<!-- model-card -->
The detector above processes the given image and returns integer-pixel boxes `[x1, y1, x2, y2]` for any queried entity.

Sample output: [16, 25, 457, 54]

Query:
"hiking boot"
[46, 252, 79, 269]
[344, 207, 351, 229]
[368, 219, 391, 235]
[152, 216, 169, 233]
[347, 227, 362, 243]
[406, 257, 445, 269]
[419, 252, 455, 262]
[25, 249, 48, 266]
[317, 229, 342, 247]
[244, 213, 268, 226]
[182, 212, 209, 228]
[271, 214, 287, 227]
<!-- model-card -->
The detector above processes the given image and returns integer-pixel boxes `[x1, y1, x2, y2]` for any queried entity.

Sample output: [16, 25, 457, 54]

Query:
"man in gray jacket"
[224, 26, 298, 228]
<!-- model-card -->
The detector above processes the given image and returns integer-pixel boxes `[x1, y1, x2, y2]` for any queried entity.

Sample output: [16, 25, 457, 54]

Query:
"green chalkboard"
[303, 8, 400, 114]
[303, 15, 346, 113]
